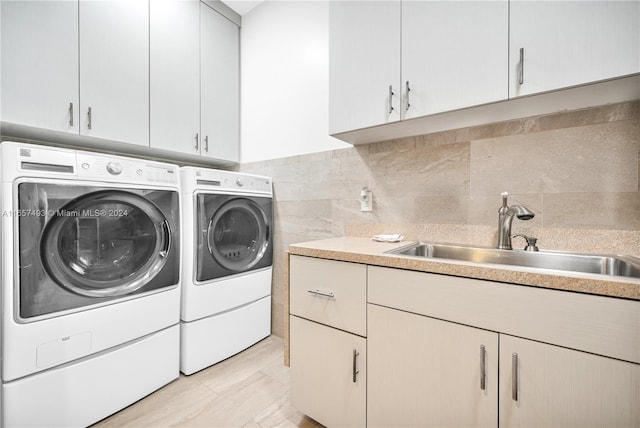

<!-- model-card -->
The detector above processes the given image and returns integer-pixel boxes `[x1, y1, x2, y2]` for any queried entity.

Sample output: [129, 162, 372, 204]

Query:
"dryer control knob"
[106, 162, 123, 175]
[236, 177, 244, 187]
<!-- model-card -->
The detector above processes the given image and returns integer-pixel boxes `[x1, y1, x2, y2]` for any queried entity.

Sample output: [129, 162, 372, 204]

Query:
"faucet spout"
[497, 192, 535, 250]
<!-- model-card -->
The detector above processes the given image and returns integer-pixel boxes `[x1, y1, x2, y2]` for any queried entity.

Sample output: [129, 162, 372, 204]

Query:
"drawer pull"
[512, 352, 519, 401]
[307, 289, 335, 298]
[388, 85, 394, 114]
[480, 345, 486, 391]
[352, 349, 360, 383]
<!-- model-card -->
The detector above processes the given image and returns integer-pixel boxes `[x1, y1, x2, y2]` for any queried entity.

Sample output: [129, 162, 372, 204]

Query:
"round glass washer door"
[207, 198, 270, 272]
[40, 190, 172, 298]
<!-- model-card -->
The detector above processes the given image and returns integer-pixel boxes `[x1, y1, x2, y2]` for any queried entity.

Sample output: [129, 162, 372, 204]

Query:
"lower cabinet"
[289, 258, 640, 427]
[500, 335, 640, 428]
[368, 304, 498, 427]
[368, 303, 640, 428]
[289, 316, 366, 427]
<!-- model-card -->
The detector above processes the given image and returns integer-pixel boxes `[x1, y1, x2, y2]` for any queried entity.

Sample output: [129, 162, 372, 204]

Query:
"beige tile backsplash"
[239, 101, 640, 337]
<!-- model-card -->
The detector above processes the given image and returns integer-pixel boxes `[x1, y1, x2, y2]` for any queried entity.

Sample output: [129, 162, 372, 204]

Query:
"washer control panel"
[6, 142, 179, 187]
[76, 153, 179, 185]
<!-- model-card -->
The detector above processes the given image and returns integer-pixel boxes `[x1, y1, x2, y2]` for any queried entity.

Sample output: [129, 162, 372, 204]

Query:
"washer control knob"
[236, 177, 244, 187]
[106, 162, 123, 175]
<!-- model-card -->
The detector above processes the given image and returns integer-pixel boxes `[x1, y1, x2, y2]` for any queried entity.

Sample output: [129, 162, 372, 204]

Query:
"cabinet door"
[402, 1, 508, 119]
[499, 335, 640, 428]
[368, 304, 498, 427]
[200, 3, 240, 162]
[329, 0, 401, 135]
[1, 1, 79, 133]
[510, 1, 640, 97]
[79, 0, 149, 146]
[289, 316, 366, 428]
[150, 0, 200, 154]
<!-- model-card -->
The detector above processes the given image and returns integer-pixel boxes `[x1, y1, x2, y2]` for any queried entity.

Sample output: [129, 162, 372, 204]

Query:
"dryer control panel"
[186, 167, 272, 195]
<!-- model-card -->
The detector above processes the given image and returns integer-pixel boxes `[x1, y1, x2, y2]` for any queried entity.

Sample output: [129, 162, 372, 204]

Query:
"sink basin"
[386, 242, 640, 279]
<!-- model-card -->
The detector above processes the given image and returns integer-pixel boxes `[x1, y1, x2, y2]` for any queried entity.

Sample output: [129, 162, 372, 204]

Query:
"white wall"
[240, 0, 349, 163]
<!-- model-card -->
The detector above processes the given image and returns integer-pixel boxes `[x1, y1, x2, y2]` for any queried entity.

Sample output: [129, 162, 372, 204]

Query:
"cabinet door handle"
[512, 352, 519, 401]
[519, 48, 525, 85]
[194, 133, 199, 151]
[68, 103, 74, 127]
[306, 289, 334, 298]
[352, 349, 360, 383]
[405, 81, 411, 112]
[480, 345, 486, 391]
[204, 135, 209, 153]
[388, 85, 394, 114]
[87, 107, 92, 130]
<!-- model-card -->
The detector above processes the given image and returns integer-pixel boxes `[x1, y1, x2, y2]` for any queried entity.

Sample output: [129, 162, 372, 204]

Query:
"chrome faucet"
[497, 192, 535, 250]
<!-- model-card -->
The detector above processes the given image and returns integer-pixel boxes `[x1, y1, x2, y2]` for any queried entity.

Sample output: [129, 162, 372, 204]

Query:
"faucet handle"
[511, 234, 539, 252]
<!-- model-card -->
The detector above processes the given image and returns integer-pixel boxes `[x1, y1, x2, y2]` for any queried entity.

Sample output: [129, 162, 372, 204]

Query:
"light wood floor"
[92, 336, 323, 428]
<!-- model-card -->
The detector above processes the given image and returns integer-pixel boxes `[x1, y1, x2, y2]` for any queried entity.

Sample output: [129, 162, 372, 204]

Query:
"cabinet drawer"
[290, 255, 366, 336]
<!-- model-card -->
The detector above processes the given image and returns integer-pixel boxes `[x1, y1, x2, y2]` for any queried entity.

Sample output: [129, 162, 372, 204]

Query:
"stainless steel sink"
[386, 242, 640, 278]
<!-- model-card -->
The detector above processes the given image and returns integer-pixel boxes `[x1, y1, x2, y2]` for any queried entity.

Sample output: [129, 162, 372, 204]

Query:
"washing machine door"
[40, 190, 172, 297]
[197, 195, 273, 281]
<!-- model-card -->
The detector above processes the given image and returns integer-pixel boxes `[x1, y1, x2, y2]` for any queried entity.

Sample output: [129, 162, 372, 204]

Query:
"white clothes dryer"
[0, 142, 181, 427]
[180, 167, 272, 375]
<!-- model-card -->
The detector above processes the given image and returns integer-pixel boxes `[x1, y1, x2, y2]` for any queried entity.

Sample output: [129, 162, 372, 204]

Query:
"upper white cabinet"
[3, 0, 240, 163]
[329, 0, 508, 134]
[1, 0, 149, 146]
[510, 1, 640, 97]
[328, 1, 401, 135]
[79, 0, 149, 146]
[150, 1, 239, 163]
[402, 1, 508, 119]
[1, 1, 79, 133]
[329, 0, 640, 140]
[150, 0, 200, 154]
[201, 2, 240, 163]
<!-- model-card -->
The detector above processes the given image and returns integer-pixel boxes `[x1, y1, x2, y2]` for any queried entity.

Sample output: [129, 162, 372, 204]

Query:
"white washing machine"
[0, 142, 181, 427]
[180, 167, 273, 375]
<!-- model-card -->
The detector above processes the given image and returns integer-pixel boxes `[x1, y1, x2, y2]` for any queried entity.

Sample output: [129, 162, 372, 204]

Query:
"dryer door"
[197, 195, 273, 281]
[40, 190, 172, 297]
[207, 198, 269, 271]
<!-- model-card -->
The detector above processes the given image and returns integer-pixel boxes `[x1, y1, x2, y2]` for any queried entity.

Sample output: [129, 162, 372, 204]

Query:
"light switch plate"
[361, 190, 372, 212]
